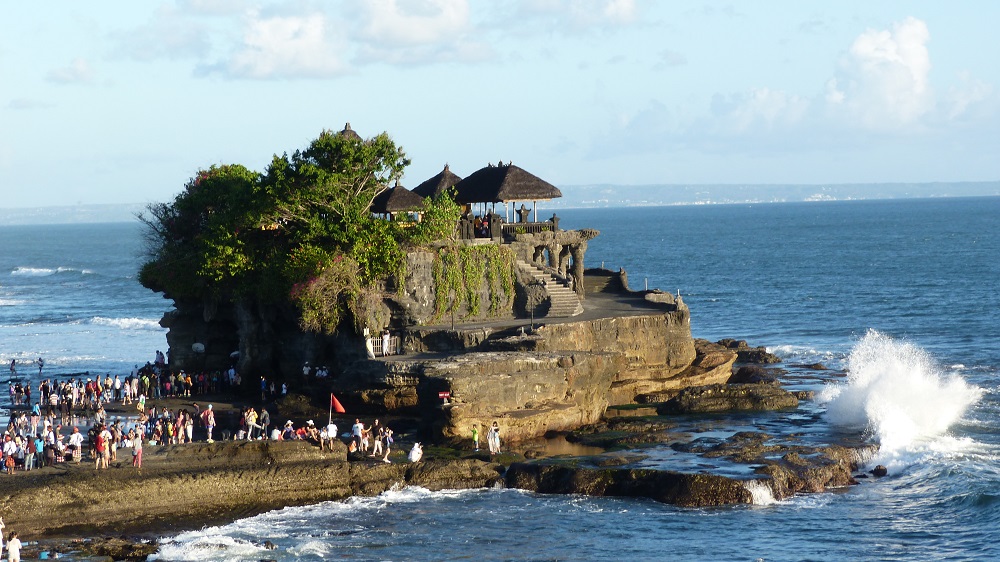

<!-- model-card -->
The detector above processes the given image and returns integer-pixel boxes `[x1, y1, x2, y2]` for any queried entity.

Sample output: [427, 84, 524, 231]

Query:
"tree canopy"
[139, 128, 461, 334]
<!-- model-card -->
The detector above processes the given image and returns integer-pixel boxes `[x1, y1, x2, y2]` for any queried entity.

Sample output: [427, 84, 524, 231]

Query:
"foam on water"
[743, 479, 777, 505]
[820, 329, 983, 468]
[87, 316, 163, 330]
[10, 266, 57, 276]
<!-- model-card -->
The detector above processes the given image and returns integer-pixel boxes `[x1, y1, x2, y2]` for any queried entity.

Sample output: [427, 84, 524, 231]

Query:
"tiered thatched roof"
[412, 164, 463, 199]
[453, 162, 562, 204]
[337, 122, 362, 141]
[370, 181, 425, 214]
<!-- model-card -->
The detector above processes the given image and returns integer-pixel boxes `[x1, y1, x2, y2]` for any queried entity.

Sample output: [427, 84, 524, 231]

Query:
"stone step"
[516, 260, 584, 318]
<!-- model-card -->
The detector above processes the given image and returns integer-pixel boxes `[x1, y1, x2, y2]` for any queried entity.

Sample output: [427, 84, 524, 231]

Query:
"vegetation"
[139, 129, 465, 334]
[431, 244, 516, 320]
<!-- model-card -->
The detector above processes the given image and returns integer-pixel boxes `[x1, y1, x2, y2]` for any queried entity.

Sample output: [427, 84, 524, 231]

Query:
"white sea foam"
[151, 534, 267, 561]
[743, 479, 777, 505]
[768, 344, 844, 366]
[11, 266, 56, 277]
[88, 316, 163, 330]
[0, 299, 24, 306]
[820, 329, 983, 469]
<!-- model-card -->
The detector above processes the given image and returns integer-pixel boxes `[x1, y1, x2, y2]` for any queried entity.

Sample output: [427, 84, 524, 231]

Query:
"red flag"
[331, 392, 346, 414]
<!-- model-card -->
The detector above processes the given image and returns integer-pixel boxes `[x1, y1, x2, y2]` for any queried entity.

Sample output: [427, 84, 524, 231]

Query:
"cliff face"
[337, 305, 735, 443]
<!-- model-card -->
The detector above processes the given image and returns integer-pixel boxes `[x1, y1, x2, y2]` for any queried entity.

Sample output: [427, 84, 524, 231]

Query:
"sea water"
[2, 196, 999, 561]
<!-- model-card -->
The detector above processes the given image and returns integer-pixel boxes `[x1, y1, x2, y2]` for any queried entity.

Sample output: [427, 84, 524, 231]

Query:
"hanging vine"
[431, 244, 515, 321]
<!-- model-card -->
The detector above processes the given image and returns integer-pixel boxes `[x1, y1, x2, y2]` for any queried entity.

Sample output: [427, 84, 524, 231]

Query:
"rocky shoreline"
[4, 355, 881, 560]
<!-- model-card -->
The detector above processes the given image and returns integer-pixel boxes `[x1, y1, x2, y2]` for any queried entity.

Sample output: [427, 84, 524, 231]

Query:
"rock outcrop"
[656, 383, 800, 414]
[506, 462, 752, 507]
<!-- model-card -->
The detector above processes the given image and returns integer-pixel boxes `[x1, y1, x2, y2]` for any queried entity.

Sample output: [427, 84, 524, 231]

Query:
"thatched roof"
[337, 122, 362, 141]
[453, 162, 562, 204]
[370, 181, 425, 213]
[412, 164, 463, 199]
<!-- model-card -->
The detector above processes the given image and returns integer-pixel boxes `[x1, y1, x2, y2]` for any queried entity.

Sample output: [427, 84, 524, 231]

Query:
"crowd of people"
[1, 352, 508, 478]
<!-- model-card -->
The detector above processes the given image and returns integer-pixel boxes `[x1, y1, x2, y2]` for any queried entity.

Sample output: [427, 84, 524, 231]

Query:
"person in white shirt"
[6, 531, 20, 562]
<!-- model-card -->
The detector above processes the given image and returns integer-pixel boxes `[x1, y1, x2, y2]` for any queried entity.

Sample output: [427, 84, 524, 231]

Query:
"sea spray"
[821, 330, 982, 463]
[742, 479, 777, 505]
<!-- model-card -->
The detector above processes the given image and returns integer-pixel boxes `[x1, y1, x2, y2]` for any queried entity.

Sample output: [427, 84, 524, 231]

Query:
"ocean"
[2, 196, 998, 561]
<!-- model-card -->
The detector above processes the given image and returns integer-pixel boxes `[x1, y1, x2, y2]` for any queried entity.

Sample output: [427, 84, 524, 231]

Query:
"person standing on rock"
[471, 424, 480, 452]
[488, 421, 501, 455]
[259, 408, 271, 439]
[5, 531, 20, 562]
[131, 429, 143, 470]
[351, 419, 364, 452]
[202, 404, 216, 442]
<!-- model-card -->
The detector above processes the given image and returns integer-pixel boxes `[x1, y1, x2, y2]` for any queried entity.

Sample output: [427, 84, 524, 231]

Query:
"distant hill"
[0, 204, 145, 225]
[548, 182, 1000, 209]
[2, 183, 998, 225]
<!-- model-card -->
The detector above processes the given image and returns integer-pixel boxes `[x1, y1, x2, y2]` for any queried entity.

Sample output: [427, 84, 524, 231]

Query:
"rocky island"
[0, 125, 879, 558]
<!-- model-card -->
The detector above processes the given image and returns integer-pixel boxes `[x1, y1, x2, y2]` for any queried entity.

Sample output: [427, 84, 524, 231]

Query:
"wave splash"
[820, 329, 982, 463]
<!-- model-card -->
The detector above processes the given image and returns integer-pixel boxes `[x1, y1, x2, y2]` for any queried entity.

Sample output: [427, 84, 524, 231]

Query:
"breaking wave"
[820, 329, 982, 467]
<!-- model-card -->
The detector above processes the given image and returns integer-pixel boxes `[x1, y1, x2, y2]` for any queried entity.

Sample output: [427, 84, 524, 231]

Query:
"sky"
[2, 1, 999, 209]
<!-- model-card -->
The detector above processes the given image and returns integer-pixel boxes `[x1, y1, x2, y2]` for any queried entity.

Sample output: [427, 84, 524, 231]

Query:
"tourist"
[323, 420, 338, 452]
[471, 424, 479, 451]
[68, 427, 83, 463]
[371, 426, 385, 458]
[488, 421, 501, 455]
[2, 436, 16, 475]
[202, 404, 216, 442]
[408, 442, 423, 463]
[259, 407, 271, 439]
[6, 531, 20, 562]
[94, 426, 107, 470]
[281, 420, 296, 441]
[382, 329, 391, 356]
[351, 419, 364, 451]
[131, 429, 143, 470]
[381, 427, 393, 463]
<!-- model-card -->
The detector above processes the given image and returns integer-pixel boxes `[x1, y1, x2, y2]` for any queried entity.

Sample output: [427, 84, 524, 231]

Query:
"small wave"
[152, 534, 266, 561]
[822, 329, 983, 459]
[742, 479, 776, 505]
[88, 317, 163, 330]
[11, 267, 57, 277]
[0, 298, 24, 306]
[768, 344, 844, 366]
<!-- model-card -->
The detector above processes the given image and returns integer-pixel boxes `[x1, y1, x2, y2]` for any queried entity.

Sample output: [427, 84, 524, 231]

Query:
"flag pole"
[329, 392, 333, 425]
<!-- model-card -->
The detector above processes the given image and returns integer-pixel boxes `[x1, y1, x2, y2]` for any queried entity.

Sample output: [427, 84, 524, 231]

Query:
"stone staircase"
[517, 260, 584, 318]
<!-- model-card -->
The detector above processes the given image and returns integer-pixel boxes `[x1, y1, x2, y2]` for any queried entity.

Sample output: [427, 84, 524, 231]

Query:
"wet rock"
[506, 462, 753, 507]
[791, 363, 829, 370]
[728, 365, 783, 385]
[717, 339, 782, 364]
[72, 537, 158, 561]
[658, 383, 799, 414]
[871, 465, 888, 477]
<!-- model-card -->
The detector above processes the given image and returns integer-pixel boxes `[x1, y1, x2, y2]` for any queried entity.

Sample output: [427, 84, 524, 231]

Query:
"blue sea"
[2, 196, 999, 561]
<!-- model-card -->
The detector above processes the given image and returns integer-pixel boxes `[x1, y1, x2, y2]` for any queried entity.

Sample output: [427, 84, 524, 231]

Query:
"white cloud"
[944, 72, 995, 121]
[212, 11, 348, 79]
[358, 0, 469, 46]
[828, 16, 933, 130]
[112, 11, 213, 62]
[46, 58, 95, 84]
[353, 0, 494, 65]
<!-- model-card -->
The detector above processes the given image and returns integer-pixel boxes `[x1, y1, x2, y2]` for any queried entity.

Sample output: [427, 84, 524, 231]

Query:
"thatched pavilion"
[412, 164, 463, 199]
[370, 180, 425, 221]
[452, 161, 562, 224]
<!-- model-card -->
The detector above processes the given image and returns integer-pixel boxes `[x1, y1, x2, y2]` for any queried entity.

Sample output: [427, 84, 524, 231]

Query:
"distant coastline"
[1, 182, 998, 225]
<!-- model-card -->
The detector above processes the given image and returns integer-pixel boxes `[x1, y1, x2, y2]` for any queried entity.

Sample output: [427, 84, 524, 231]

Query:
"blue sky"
[2, 1, 998, 208]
